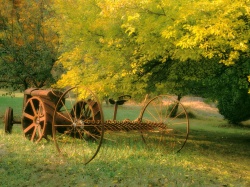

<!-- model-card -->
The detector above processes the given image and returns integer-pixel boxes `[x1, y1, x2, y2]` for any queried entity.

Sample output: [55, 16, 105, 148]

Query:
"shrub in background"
[217, 89, 250, 125]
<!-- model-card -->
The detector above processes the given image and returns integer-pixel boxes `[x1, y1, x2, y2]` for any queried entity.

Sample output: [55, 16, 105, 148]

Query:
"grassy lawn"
[0, 93, 249, 186]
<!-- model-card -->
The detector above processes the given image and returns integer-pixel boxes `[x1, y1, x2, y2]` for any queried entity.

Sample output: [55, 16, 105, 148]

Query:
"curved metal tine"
[159, 96, 164, 122]
[76, 128, 89, 141]
[67, 133, 77, 152]
[71, 88, 88, 120]
[85, 106, 92, 119]
[89, 131, 103, 140]
[75, 100, 87, 120]
[74, 127, 85, 140]
[79, 89, 89, 120]
[78, 101, 86, 119]
[153, 97, 162, 122]
[56, 128, 73, 142]
[102, 136, 117, 142]
[69, 87, 78, 119]
[74, 120, 102, 139]
[83, 105, 95, 121]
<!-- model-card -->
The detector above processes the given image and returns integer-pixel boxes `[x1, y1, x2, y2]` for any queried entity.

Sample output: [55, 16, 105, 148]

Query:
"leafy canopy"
[0, 0, 60, 90]
[53, 0, 250, 97]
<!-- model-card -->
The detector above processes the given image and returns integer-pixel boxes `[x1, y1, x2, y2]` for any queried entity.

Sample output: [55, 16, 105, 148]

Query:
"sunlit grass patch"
[1, 120, 250, 187]
[0, 95, 250, 186]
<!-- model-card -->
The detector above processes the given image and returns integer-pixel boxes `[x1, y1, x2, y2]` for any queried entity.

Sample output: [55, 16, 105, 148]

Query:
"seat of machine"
[109, 95, 131, 105]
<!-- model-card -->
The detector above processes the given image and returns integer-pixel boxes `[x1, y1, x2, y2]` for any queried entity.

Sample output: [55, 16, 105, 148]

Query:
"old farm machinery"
[4, 86, 189, 164]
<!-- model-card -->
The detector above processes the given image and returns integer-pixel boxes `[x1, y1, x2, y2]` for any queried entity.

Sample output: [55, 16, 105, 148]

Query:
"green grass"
[0, 96, 23, 119]
[102, 104, 141, 121]
[0, 94, 250, 186]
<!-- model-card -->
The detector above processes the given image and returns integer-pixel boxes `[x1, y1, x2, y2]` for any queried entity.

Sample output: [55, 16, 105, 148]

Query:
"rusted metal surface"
[63, 119, 167, 132]
[103, 120, 166, 132]
[4, 88, 63, 138]
[20, 88, 64, 142]
[4, 86, 189, 164]
[4, 107, 14, 133]
[109, 95, 131, 120]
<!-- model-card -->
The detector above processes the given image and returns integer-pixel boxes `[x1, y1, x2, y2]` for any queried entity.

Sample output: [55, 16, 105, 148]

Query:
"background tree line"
[0, 0, 250, 125]
[0, 0, 61, 90]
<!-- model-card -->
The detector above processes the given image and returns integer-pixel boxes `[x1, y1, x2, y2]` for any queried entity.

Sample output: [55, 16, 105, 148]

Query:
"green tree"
[52, 0, 136, 99]
[217, 88, 250, 124]
[53, 0, 249, 90]
[0, 0, 60, 90]
[53, 0, 250, 124]
[203, 57, 250, 124]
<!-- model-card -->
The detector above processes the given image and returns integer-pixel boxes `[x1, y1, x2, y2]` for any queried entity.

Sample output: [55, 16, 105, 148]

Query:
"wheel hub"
[33, 115, 41, 126]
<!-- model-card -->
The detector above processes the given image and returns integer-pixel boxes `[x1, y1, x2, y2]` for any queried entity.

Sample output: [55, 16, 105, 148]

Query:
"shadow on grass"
[186, 122, 250, 159]
[0, 145, 238, 187]
[0, 119, 250, 187]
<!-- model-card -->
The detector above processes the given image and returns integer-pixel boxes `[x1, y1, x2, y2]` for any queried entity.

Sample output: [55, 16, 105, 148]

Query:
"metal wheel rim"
[138, 95, 189, 153]
[4, 107, 13, 134]
[52, 86, 104, 165]
[22, 96, 47, 143]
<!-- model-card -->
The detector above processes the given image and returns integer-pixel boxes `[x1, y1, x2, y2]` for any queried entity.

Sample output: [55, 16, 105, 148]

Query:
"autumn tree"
[53, 0, 249, 88]
[53, 0, 250, 122]
[0, 0, 60, 90]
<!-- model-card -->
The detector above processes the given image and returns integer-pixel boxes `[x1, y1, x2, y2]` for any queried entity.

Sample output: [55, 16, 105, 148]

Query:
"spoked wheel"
[4, 107, 14, 133]
[138, 95, 189, 153]
[52, 86, 104, 165]
[22, 96, 49, 142]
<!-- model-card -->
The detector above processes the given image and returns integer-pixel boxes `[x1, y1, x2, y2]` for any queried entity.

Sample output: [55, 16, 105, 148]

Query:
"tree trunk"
[170, 94, 182, 117]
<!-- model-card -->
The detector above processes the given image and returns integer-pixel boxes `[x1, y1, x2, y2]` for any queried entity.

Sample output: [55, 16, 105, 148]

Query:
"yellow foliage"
[52, 0, 250, 95]
[127, 13, 140, 22]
